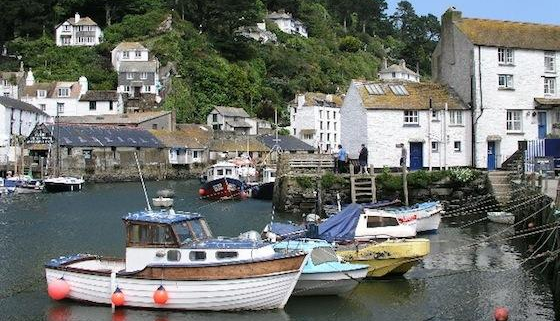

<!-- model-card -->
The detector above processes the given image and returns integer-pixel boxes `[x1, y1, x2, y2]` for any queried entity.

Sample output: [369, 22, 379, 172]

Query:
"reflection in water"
[0, 180, 556, 320]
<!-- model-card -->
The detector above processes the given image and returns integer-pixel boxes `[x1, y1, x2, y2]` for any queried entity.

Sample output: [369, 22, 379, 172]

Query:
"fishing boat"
[198, 162, 248, 200]
[45, 208, 307, 311]
[44, 176, 84, 193]
[4, 176, 44, 194]
[252, 167, 276, 200]
[367, 201, 443, 233]
[273, 239, 368, 296]
[336, 239, 430, 277]
[487, 211, 515, 224]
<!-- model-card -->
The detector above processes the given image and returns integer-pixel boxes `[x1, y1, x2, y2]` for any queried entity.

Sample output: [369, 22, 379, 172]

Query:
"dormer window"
[498, 48, 514, 65]
[123, 51, 130, 59]
[58, 88, 69, 97]
[37, 90, 47, 98]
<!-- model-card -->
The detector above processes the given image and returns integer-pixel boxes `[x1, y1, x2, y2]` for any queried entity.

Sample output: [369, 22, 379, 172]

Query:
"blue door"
[487, 142, 496, 170]
[409, 143, 423, 170]
[538, 112, 547, 139]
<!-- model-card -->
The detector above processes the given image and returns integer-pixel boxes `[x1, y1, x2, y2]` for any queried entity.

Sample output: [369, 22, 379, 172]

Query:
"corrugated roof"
[79, 90, 119, 102]
[0, 96, 48, 116]
[455, 17, 560, 51]
[119, 61, 158, 73]
[213, 106, 250, 118]
[113, 42, 147, 51]
[354, 81, 468, 110]
[60, 111, 171, 125]
[40, 124, 163, 148]
[210, 137, 269, 152]
[258, 134, 315, 152]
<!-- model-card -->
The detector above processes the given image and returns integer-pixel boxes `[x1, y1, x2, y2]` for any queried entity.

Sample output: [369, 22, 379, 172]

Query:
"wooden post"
[401, 146, 409, 206]
[40, 157, 44, 179]
[370, 165, 376, 203]
[350, 163, 356, 203]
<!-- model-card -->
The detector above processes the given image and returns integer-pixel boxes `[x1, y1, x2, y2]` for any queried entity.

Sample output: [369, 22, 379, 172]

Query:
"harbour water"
[0, 180, 556, 320]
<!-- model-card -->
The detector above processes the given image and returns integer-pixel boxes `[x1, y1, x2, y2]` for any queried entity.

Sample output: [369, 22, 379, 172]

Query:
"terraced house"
[112, 42, 160, 99]
[433, 7, 560, 169]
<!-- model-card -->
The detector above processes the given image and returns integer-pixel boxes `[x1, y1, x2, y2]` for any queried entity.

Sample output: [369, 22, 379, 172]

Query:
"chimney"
[19, 61, 24, 72]
[383, 57, 388, 69]
[26, 69, 35, 86]
[78, 76, 88, 95]
[74, 12, 80, 23]
[326, 94, 333, 102]
[400, 59, 406, 68]
[297, 93, 305, 108]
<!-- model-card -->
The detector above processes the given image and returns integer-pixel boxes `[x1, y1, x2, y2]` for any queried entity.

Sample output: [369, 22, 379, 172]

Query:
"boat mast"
[55, 106, 60, 177]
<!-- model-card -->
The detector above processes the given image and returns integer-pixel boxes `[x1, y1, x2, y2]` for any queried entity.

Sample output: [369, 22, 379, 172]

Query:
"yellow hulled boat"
[336, 238, 430, 277]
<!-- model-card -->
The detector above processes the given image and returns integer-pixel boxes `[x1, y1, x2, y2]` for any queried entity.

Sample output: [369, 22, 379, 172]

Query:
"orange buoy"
[48, 278, 70, 300]
[198, 188, 206, 196]
[153, 285, 168, 305]
[494, 307, 509, 321]
[111, 287, 125, 306]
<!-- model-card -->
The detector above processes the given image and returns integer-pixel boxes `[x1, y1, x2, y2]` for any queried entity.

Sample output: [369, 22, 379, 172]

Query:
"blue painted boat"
[273, 239, 368, 296]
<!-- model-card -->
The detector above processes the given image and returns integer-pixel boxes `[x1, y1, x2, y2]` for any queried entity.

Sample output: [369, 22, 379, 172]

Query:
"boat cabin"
[205, 161, 241, 182]
[354, 208, 417, 240]
[262, 167, 276, 184]
[122, 209, 275, 272]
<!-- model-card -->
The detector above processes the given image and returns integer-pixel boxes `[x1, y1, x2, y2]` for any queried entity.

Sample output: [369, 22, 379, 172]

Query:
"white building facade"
[378, 58, 420, 83]
[341, 80, 471, 170]
[207, 106, 263, 135]
[289, 93, 342, 152]
[0, 70, 25, 99]
[111, 42, 159, 98]
[266, 11, 308, 38]
[55, 13, 103, 47]
[432, 8, 560, 169]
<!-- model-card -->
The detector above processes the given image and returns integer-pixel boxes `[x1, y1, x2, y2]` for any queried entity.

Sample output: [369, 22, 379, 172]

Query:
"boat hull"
[252, 182, 274, 200]
[200, 178, 246, 200]
[416, 212, 442, 233]
[293, 268, 368, 296]
[44, 182, 83, 193]
[487, 212, 515, 224]
[337, 239, 430, 278]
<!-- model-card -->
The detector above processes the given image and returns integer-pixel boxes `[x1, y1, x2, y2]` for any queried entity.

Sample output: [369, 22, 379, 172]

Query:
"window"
[2, 79, 8, 86]
[431, 110, 439, 121]
[124, 86, 131, 93]
[82, 149, 92, 159]
[403, 111, 419, 124]
[152, 124, 157, 130]
[366, 215, 399, 228]
[498, 48, 514, 64]
[193, 150, 199, 159]
[167, 250, 181, 262]
[293, 128, 296, 135]
[506, 110, 522, 132]
[544, 77, 556, 95]
[57, 102, 64, 114]
[123, 51, 130, 59]
[498, 74, 514, 89]
[225, 169, 232, 175]
[143, 85, 151, 92]
[303, 133, 313, 140]
[320, 133, 324, 141]
[545, 51, 556, 72]
[89, 101, 96, 110]
[216, 251, 238, 259]
[217, 169, 224, 175]
[333, 111, 337, 119]
[39, 104, 46, 111]
[431, 142, 439, 153]
[109, 101, 113, 111]
[67, 147, 72, 156]
[327, 111, 330, 119]
[212, 114, 218, 122]
[327, 133, 330, 141]
[58, 88, 69, 97]
[454, 141, 461, 152]
[140, 72, 148, 79]
[310, 247, 338, 265]
[319, 121, 323, 130]
[327, 121, 330, 130]
[126, 73, 134, 80]
[135, 50, 142, 58]
[334, 133, 337, 141]
[449, 111, 463, 125]
[189, 251, 206, 261]
[333, 122, 337, 130]
[319, 110, 323, 118]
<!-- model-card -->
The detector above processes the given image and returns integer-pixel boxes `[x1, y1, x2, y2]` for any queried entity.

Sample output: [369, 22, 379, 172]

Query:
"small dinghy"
[44, 176, 84, 193]
[487, 211, 515, 224]
[371, 201, 443, 233]
[273, 239, 368, 296]
[45, 208, 307, 311]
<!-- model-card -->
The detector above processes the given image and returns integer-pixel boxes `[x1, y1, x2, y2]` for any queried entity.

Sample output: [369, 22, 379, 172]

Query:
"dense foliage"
[1, 0, 440, 123]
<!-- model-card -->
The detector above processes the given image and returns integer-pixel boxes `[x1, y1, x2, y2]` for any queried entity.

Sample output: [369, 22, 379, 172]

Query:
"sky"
[385, 0, 560, 25]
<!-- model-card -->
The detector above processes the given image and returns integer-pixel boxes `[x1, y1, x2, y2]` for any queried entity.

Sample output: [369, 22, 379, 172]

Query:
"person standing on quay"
[331, 144, 340, 173]
[337, 144, 348, 173]
[359, 144, 368, 174]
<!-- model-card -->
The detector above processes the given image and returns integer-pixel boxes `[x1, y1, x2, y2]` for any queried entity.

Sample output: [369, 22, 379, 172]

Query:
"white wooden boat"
[378, 201, 443, 233]
[45, 209, 307, 311]
[44, 176, 84, 193]
[487, 211, 515, 224]
[356, 208, 417, 240]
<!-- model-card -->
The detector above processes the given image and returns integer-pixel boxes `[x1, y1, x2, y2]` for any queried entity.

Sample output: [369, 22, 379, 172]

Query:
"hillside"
[1, 0, 439, 123]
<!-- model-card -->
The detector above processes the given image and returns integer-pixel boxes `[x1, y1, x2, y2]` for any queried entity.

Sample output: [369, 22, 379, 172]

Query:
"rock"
[451, 190, 464, 199]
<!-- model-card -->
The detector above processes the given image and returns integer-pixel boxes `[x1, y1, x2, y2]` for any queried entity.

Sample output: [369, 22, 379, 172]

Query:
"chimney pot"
[75, 12, 80, 23]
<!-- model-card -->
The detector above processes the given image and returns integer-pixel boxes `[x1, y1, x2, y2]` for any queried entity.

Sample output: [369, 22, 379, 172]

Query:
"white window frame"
[454, 141, 462, 152]
[498, 48, 514, 64]
[545, 51, 556, 72]
[431, 141, 439, 153]
[544, 77, 556, 95]
[498, 74, 514, 89]
[39, 104, 46, 111]
[135, 50, 142, 58]
[37, 90, 47, 98]
[123, 51, 130, 59]
[143, 85, 151, 93]
[126, 73, 134, 80]
[403, 110, 419, 125]
[57, 102, 64, 114]
[57, 88, 69, 97]
[431, 110, 440, 121]
[140, 72, 148, 80]
[449, 111, 464, 125]
[506, 110, 522, 132]
[124, 86, 131, 93]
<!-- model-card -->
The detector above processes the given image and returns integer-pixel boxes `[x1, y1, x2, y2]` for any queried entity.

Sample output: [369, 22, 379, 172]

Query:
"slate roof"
[258, 134, 315, 152]
[454, 17, 560, 51]
[79, 90, 119, 102]
[226, 120, 252, 128]
[0, 96, 48, 116]
[0, 71, 25, 84]
[213, 106, 250, 118]
[44, 124, 163, 148]
[297, 92, 343, 108]
[119, 61, 158, 73]
[354, 80, 468, 110]
[60, 111, 171, 125]
[113, 42, 147, 51]
[22, 82, 56, 98]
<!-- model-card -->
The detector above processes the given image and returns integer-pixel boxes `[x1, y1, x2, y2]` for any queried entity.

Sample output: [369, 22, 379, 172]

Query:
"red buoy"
[240, 191, 248, 199]
[111, 287, 125, 306]
[153, 285, 168, 305]
[494, 307, 509, 321]
[48, 278, 70, 300]
[198, 188, 206, 197]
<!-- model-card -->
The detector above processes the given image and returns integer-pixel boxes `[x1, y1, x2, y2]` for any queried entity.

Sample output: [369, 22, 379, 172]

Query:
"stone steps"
[487, 171, 515, 205]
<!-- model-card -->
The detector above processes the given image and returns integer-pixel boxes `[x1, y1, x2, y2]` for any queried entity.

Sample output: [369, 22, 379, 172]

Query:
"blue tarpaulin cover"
[317, 203, 363, 242]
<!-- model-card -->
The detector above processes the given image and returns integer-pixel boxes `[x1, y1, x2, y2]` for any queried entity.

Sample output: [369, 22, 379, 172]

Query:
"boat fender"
[153, 285, 168, 305]
[198, 188, 206, 197]
[111, 287, 125, 306]
[48, 278, 70, 300]
[494, 307, 509, 321]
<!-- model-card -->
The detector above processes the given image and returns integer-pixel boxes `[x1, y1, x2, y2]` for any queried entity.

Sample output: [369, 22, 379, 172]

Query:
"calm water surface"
[0, 180, 556, 320]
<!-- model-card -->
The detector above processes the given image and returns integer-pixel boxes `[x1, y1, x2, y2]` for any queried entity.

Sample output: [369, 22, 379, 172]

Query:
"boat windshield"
[173, 219, 213, 244]
[310, 246, 339, 265]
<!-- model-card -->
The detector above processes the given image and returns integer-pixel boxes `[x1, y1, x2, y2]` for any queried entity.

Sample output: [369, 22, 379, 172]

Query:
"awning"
[534, 98, 560, 109]
[487, 135, 502, 141]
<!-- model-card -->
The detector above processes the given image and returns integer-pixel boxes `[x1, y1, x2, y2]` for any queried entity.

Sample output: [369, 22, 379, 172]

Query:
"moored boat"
[44, 176, 84, 193]
[487, 211, 515, 224]
[367, 201, 443, 234]
[252, 167, 276, 200]
[273, 239, 368, 296]
[199, 162, 248, 200]
[45, 209, 307, 311]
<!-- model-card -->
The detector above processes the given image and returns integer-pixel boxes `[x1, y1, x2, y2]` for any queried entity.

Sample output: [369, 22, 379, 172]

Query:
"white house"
[0, 70, 26, 99]
[289, 92, 342, 152]
[266, 11, 308, 38]
[379, 58, 420, 83]
[341, 80, 471, 170]
[21, 71, 122, 117]
[432, 7, 560, 169]
[153, 124, 212, 167]
[207, 106, 267, 135]
[55, 13, 103, 47]
[111, 42, 159, 98]
[236, 22, 278, 44]
[0, 96, 49, 165]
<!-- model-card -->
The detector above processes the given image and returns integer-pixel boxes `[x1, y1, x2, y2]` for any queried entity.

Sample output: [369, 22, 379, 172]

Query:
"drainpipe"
[444, 102, 448, 170]
[473, 45, 485, 168]
[428, 98, 433, 171]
